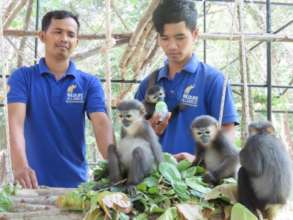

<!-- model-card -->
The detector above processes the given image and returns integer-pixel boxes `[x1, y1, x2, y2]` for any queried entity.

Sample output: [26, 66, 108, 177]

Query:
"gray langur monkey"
[143, 85, 166, 120]
[238, 121, 292, 220]
[108, 100, 163, 194]
[191, 115, 239, 185]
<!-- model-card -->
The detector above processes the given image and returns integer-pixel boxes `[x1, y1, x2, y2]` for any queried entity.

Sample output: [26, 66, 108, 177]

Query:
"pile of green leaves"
[57, 154, 256, 220]
[0, 184, 16, 212]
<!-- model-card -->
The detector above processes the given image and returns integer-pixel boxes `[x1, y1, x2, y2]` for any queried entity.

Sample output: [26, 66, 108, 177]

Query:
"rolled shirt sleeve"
[7, 68, 29, 104]
[85, 76, 106, 113]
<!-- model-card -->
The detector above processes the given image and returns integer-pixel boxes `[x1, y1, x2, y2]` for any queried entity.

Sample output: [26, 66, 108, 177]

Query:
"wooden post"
[0, 0, 14, 184]
[17, 0, 33, 67]
[104, 0, 113, 116]
[3, 0, 28, 29]
[237, 0, 250, 140]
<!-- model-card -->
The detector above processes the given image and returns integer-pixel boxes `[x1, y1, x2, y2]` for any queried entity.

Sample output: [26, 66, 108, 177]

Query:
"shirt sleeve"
[134, 77, 149, 101]
[7, 68, 29, 104]
[85, 76, 106, 113]
[206, 72, 239, 125]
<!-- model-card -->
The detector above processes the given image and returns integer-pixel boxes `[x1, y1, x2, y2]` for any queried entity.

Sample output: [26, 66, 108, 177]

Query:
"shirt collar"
[38, 58, 77, 78]
[157, 53, 199, 81]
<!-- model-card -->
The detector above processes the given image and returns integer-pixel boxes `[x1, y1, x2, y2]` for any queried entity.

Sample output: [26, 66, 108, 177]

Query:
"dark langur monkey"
[108, 100, 163, 194]
[238, 121, 292, 220]
[191, 115, 239, 185]
[143, 85, 165, 120]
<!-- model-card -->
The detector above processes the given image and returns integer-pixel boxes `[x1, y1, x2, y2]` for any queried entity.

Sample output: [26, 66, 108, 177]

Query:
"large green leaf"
[163, 153, 178, 165]
[159, 162, 182, 185]
[148, 186, 160, 195]
[157, 207, 178, 220]
[0, 190, 13, 212]
[173, 181, 190, 201]
[185, 177, 211, 194]
[204, 183, 237, 204]
[149, 203, 164, 214]
[143, 176, 158, 187]
[177, 160, 192, 171]
[181, 167, 197, 179]
[231, 203, 258, 220]
[118, 213, 130, 220]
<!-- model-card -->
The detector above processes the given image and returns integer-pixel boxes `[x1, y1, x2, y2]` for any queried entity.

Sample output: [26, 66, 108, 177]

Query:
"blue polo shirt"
[7, 58, 106, 187]
[135, 54, 238, 155]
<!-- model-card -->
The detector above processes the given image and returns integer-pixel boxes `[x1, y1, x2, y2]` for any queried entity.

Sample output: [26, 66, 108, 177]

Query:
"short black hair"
[41, 10, 80, 31]
[153, 0, 197, 34]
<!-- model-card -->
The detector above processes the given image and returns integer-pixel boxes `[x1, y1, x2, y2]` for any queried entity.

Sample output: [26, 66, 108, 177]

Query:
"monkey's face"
[145, 86, 165, 103]
[118, 109, 142, 129]
[192, 125, 217, 147]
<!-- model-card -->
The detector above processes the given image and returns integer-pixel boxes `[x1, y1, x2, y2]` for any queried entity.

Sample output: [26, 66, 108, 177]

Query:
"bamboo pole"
[71, 39, 127, 62]
[119, 0, 160, 69]
[104, 0, 112, 116]
[0, 0, 13, 185]
[4, 0, 18, 21]
[237, 0, 250, 139]
[3, 29, 293, 42]
[17, 0, 33, 67]
[3, 0, 28, 29]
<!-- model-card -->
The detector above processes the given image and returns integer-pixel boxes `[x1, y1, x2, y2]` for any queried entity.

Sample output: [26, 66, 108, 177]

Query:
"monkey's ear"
[266, 126, 275, 135]
[249, 127, 258, 136]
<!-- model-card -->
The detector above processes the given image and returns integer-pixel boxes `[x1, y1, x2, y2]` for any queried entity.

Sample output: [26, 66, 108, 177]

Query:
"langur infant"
[143, 85, 166, 120]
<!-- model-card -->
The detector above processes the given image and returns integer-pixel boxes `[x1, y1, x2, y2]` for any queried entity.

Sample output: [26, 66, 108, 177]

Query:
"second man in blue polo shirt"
[135, 0, 239, 162]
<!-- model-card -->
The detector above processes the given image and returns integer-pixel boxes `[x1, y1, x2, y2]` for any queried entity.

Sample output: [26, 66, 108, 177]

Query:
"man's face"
[158, 21, 198, 65]
[39, 17, 79, 60]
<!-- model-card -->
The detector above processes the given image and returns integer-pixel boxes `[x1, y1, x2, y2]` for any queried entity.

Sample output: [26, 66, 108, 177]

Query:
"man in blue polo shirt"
[135, 0, 238, 162]
[7, 10, 114, 188]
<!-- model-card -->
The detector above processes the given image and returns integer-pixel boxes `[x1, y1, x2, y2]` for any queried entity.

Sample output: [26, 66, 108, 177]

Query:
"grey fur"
[108, 100, 163, 189]
[191, 115, 239, 184]
[239, 121, 292, 211]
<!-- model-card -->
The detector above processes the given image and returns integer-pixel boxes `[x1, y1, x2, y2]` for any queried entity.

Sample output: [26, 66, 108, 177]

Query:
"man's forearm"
[94, 124, 114, 159]
[90, 112, 114, 159]
[9, 128, 29, 170]
[222, 123, 236, 142]
[8, 103, 28, 170]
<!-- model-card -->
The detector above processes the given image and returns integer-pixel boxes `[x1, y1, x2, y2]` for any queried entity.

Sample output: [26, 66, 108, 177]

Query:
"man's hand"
[174, 152, 195, 162]
[13, 166, 38, 189]
[149, 112, 171, 135]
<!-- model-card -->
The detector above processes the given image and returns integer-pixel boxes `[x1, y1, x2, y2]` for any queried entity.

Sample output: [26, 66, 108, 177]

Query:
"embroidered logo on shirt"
[66, 84, 84, 103]
[181, 84, 198, 107]
[67, 84, 76, 93]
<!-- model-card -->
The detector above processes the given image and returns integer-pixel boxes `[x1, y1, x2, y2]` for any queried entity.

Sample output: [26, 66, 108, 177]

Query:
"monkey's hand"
[203, 172, 218, 185]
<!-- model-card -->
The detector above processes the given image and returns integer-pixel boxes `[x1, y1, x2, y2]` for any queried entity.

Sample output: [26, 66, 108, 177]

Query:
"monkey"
[108, 100, 163, 195]
[143, 85, 166, 120]
[238, 121, 292, 220]
[191, 115, 239, 185]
